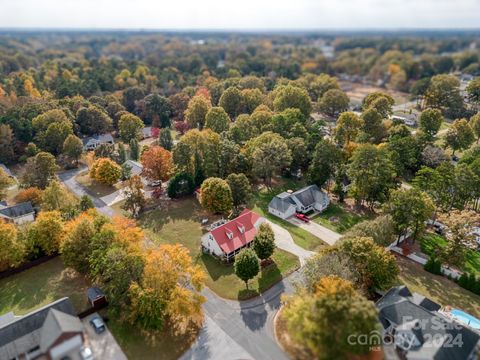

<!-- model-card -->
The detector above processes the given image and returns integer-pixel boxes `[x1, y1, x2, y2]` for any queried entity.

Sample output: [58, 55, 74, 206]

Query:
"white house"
[82, 133, 114, 151]
[391, 115, 416, 127]
[0, 201, 35, 225]
[268, 185, 330, 220]
[201, 209, 265, 261]
[141, 126, 153, 139]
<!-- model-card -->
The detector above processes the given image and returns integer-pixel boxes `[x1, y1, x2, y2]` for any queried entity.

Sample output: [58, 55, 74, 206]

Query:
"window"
[28, 346, 40, 353]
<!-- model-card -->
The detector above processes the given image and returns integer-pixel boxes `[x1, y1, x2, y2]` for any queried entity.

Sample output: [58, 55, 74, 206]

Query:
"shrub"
[424, 256, 442, 275]
[167, 172, 195, 198]
[457, 273, 480, 295]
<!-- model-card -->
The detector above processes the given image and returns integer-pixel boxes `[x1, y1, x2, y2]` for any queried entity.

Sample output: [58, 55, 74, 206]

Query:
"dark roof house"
[0, 297, 82, 360]
[377, 286, 480, 360]
[268, 185, 330, 219]
[83, 133, 114, 150]
[0, 201, 35, 224]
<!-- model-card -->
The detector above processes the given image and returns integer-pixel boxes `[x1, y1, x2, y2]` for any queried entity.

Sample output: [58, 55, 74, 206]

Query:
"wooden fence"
[0, 253, 59, 280]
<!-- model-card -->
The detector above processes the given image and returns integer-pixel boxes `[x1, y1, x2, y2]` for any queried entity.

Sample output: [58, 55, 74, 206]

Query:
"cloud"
[0, 0, 479, 29]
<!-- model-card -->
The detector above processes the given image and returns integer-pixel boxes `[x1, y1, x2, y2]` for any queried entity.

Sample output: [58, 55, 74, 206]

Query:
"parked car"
[295, 213, 310, 223]
[80, 346, 94, 360]
[89, 315, 106, 334]
[426, 219, 445, 235]
[148, 180, 162, 187]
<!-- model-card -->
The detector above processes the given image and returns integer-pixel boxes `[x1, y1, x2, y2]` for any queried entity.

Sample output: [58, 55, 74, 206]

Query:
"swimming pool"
[450, 309, 480, 330]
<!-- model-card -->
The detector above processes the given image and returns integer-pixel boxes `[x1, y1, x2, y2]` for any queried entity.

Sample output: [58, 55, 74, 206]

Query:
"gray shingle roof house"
[0, 201, 35, 225]
[377, 286, 480, 360]
[268, 185, 330, 219]
[82, 133, 114, 151]
[0, 298, 85, 360]
[123, 160, 143, 177]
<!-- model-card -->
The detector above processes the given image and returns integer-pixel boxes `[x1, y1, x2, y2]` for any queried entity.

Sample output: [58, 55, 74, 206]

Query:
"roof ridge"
[0, 297, 70, 331]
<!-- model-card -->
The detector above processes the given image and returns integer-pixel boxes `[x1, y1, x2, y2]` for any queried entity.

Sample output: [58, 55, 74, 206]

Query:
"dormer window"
[225, 229, 233, 239]
[237, 223, 245, 234]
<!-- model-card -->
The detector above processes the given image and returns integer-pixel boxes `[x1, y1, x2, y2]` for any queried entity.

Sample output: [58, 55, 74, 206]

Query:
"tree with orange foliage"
[195, 86, 211, 102]
[14, 187, 43, 206]
[111, 216, 144, 249]
[140, 145, 173, 184]
[129, 244, 205, 333]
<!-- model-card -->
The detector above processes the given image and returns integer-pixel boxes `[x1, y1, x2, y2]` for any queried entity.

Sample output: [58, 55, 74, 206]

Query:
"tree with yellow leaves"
[28, 211, 65, 255]
[128, 244, 206, 333]
[90, 157, 121, 186]
[0, 221, 25, 272]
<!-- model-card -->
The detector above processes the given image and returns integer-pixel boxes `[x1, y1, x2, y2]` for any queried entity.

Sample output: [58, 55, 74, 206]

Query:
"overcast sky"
[1, 0, 479, 30]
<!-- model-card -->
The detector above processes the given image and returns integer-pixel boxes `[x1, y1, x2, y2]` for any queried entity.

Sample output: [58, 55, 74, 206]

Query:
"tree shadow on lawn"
[0, 258, 90, 315]
[200, 254, 233, 282]
[238, 263, 284, 331]
[396, 256, 480, 317]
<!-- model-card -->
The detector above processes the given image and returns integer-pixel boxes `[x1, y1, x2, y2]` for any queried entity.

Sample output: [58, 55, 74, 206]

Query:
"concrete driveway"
[100, 189, 126, 206]
[58, 167, 115, 217]
[267, 220, 315, 266]
[82, 313, 127, 360]
[287, 216, 341, 246]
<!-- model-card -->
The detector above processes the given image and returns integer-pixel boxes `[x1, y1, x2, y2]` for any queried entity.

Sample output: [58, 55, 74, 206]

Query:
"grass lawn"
[420, 232, 480, 275]
[248, 178, 328, 251]
[311, 202, 370, 234]
[76, 171, 120, 198]
[0, 257, 91, 316]
[139, 196, 300, 300]
[203, 249, 299, 300]
[107, 316, 198, 360]
[396, 255, 480, 318]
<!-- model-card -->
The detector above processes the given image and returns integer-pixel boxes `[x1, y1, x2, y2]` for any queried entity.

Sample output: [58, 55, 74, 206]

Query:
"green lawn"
[248, 178, 328, 251]
[203, 249, 299, 300]
[396, 256, 480, 318]
[76, 171, 120, 198]
[107, 316, 198, 360]
[420, 232, 480, 275]
[311, 202, 370, 234]
[139, 197, 300, 300]
[0, 257, 91, 316]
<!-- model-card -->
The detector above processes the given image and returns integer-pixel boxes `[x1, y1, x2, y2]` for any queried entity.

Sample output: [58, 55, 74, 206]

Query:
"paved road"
[268, 220, 315, 266]
[58, 167, 116, 217]
[287, 216, 341, 246]
[60, 167, 324, 359]
[182, 279, 298, 360]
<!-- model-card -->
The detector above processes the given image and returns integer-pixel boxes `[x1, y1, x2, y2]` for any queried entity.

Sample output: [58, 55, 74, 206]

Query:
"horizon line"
[0, 27, 480, 33]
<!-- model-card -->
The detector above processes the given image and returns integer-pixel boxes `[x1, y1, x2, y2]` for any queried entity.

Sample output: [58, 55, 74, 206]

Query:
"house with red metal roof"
[201, 209, 266, 261]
